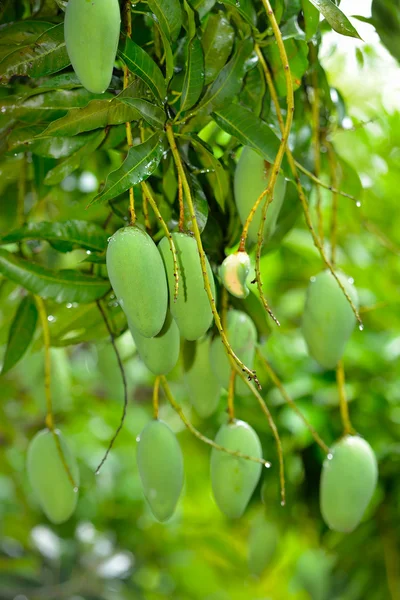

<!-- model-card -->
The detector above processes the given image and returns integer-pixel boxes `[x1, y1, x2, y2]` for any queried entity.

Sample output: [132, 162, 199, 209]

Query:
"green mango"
[159, 233, 215, 341]
[64, 0, 121, 94]
[136, 420, 184, 522]
[27, 429, 79, 524]
[210, 420, 262, 518]
[302, 270, 359, 369]
[219, 252, 250, 299]
[183, 337, 221, 418]
[320, 435, 378, 533]
[107, 226, 168, 338]
[209, 310, 257, 396]
[295, 549, 333, 600]
[234, 146, 287, 245]
[129, 311, 180, 375]
[248, 514, 278, 576]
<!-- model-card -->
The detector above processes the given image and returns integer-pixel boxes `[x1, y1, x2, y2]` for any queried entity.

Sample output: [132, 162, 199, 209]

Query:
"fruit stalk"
[336, 360, 353, 435]
[227, 370, 236, 422]
[153, 376, 160, 419]
[34, 295, 76, 487]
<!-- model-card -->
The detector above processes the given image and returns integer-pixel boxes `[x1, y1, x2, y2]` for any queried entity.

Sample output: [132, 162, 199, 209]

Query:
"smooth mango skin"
[234, 146, 287, 245]
[107, 227, 168, 338]
[136, 420, 184, 522]
[64, 0, 121, 94]
[248, 514, 278, 576]
[211, 420, 262, 519]
[183, 337, 221, 418]
[159, 233, 215, 341]
[219, 252, 250, 299]
[129, 311, 180, 375]
[320, 435, 378, 533]
[27, 429, 79, 524]
[209, 310, 257, 396]
[302, 270, 359, 369]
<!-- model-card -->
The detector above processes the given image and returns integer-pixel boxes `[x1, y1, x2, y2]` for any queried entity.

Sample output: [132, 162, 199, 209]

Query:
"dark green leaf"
[118, 37, 166, 103]
[213, 103, 280, 163]
[0, 249, 109, 303]
[1, 220, 109, 253]
[180, 37, 205, 113]
[8, 126, 98, 159]
[195, 38, 254, 116]
[221, 0, 256, 26]
[301, 0, 320, 40]
[202, 12, 235, 86]
[91, 133, 165, 205]
[308, 0, 362, 39]
[148, 0, 182, 42]
[372, 0, 400, 62]
[0, 20, 52, 62]
[184, 173, 208, 233]
[1, 295, 38, 374]
[118, 98, 166, 129]
[186, 134, 229, 210]
[0, 23, 70, 83]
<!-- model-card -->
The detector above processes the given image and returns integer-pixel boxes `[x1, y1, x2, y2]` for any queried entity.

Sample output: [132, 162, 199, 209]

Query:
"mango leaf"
[0, 20, 52, 62]
[8, 126, 97, 158]
[221, 0, 256, 26]
[118, 98, 166, 129]
[0, 23, 70, 83]
[202, 12, 235, 85]
[195, 38, 254, 116]
[147, 0, 182, 42]
[38, 99, 141, 137]
[44, 130, 106, 185]
[0, 220, 109, 253]
[184, 173, 209, 233]
[0, 249, 109, 303]
[1, 294, 38, 374]
[118, 37, 166, 103]
[308, 0, 362, 39]
[372, 0, 400, 62]
[91, 133, 165, 205]
[213, 103, 280, 163]
[301, 0, 320, 40]
[179, 36, 205, 114]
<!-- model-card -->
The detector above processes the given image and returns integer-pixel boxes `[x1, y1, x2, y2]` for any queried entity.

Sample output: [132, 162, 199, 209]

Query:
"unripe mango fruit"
[209, 310, 257, 396]
[302, 270, 359, 369]
[27, 429, 79, 524]
[211, 420, 262, 518]
[248, 514, 278, 576]
[129, 311, 180, 375]
[64, 0, 121, 94]
[320, 435, 378, 532]
[107, 226, 168, 338]
[234, 146, 287, 245]
[159, 233, 215, 341]
[136, 420, 184, 522]
[183, 337, 221, 418]
[219, 252, 250, 299]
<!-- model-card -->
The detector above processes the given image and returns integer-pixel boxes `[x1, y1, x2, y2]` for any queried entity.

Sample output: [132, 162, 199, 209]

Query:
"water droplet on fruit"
[356, 201, 361, 207]
[136, 436, 141, 443]
[327, 453, 333, 460]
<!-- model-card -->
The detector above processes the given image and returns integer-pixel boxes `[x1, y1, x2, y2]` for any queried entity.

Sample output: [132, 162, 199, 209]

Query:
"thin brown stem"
[160, 376, 270, 468]
[143, 195, 152, 234]
[227, 370, 236, 422]
[95, 300, 129, 474]
[336, 360, 353, 436]
[178, 171, 185, 232]
[34, 296, 76, 488]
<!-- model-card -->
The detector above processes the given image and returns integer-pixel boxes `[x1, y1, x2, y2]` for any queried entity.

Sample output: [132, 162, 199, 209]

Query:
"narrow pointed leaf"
[202, 13, 235, 85]
[308, 0, 362, 39]
[0, 249, 109, 304]
[91, 133, 164, 205]
[0, 20, 52, 62]
[118, 37, 166, 102]
[186, 134, 229, 210]
[147, 0, 182, 42]
[180, 36, 205, 113]
[0, 220, 109, 253]
[118, 98, 166, 129]
[2, 295, 38, 374]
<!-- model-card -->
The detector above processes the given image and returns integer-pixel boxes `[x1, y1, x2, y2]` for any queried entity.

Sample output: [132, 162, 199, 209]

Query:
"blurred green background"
[1, 0, 400, 599]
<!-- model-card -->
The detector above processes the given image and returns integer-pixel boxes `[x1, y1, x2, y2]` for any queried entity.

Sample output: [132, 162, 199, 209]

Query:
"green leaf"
[0, 23, 70, 83]
[147, 0, 182, 42]
[8, 126, 98, 158]
[0, 220, 109, 253]
[38, 99, 141, 137]
[0, 249, 109, 304]
[118, 37, 166, 103]
[195, 38, 254, 116]
[91, 133, 165, 205]
[44, 130, 106, 185]
[372, 0, 400, 62]
[1, 295, 38, 374]
[180, 36, 205, 113]
[301, 0, 320, 40]
[212, 103, 280, 163]
[308, 0, 362, 39]
[0, 20, 52, 62]
[118, 98, 166, 129]
[202, 12, 235, 86]
[221, 0, 256, 26]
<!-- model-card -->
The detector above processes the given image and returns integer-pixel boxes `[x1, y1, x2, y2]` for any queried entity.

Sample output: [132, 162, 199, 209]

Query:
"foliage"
[0, 0, 399, 599]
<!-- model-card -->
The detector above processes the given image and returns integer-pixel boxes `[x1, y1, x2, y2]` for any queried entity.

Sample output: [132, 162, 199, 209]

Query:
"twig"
[336, 360, 353, 435]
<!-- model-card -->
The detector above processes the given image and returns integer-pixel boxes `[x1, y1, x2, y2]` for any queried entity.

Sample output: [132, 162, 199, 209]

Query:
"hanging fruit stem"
[153, 376, 160, 419]
[336, 360, 353, 435]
